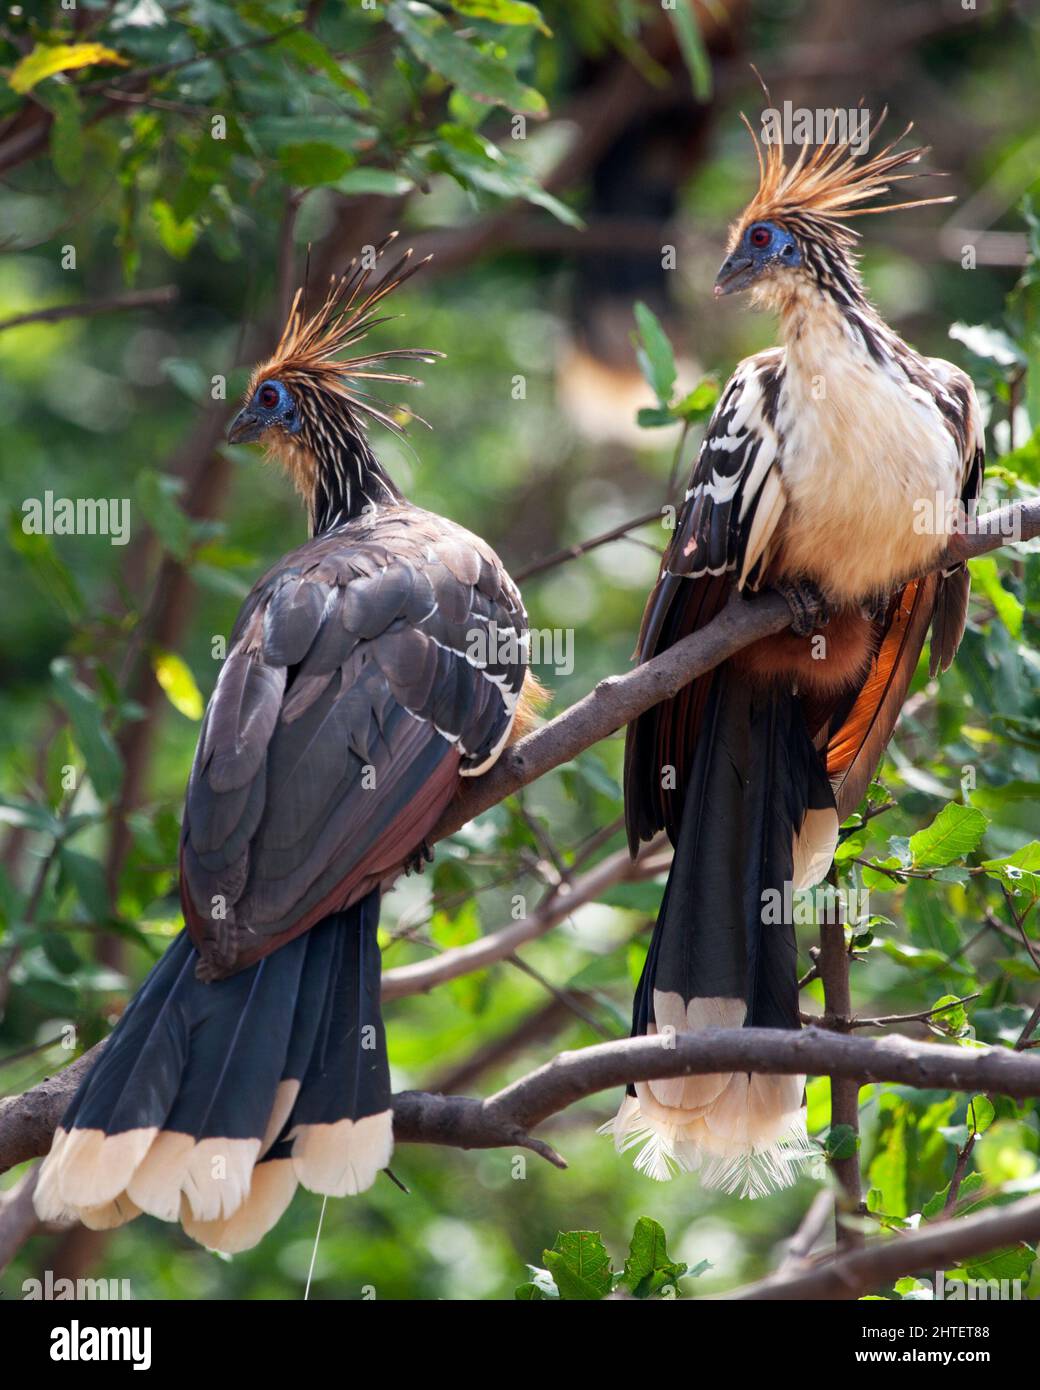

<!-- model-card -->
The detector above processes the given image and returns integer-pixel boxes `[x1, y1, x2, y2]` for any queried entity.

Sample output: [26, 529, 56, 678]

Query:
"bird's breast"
[773, 346, 962, 603]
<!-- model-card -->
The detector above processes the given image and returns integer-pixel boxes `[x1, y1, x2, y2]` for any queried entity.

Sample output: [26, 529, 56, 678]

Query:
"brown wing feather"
[826, 574, 938, 822]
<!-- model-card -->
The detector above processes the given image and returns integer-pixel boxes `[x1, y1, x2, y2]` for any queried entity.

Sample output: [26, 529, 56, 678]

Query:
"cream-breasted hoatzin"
[610, 120, 984, 1194]
[35, 236, 541, 1251]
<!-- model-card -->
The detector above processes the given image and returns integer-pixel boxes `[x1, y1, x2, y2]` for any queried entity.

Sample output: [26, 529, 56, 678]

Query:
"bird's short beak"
[226, 407, 264, 445]
[713, 254, 755, 298]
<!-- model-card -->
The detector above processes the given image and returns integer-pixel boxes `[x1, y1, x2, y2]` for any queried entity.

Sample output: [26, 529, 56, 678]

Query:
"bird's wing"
[823, 362, 985, 820]
[624, 350, 788, 848]
[180, 508, 527, 978]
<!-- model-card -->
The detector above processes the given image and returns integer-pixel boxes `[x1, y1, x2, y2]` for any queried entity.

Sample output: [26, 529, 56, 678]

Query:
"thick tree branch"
[434, 497, 1040, 843]
[730, 1190, 1040, 1301]
[6, 1026, 1040, 1179]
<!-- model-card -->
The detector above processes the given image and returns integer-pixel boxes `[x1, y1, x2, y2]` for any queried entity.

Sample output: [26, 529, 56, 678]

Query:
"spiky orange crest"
[250, 232, 442, 436]
[728, 108, 953, 252]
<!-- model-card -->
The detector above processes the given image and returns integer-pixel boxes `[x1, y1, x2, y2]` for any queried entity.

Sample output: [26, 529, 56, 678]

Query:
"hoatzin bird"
[611, 119, 984, 1194]
[35, 236, 540, 1251]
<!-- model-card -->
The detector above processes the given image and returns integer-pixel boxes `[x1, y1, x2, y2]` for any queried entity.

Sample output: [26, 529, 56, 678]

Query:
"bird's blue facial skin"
[227, 377, 301, 445]
[714, 221, 802, 297]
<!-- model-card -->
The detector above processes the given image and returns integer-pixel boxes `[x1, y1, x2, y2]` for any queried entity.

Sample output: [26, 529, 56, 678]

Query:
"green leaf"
[50, 659, 122, 801]
[449, 0, 551, 33]
[633, 301, 677, 405]
[433, 124, 581, 226]
[332, 168, 415, 197]
[968, 1095, 996, 1135]
[825, 1123, 859, 1160]
[150, 198, 199, 258]
[620, 1217, 687, 1298]
[665, 0, 712, 100]
[152, 650, 204, 721]
[948, 321, 1024, 368]
[636, 405, 676, 428]
[37, 82, 84, 186]
[59, 848, 110, 922]
[8, 511, 84, 620]
[388, 1, 547, 117]
[970, 556, 1024, 638]
[964, 1244, 1035, 1283]
[42, 930, 83, 976]
[136, 470, 191, 559]
[908, 803, 988, 868]
[279, 142, 356, 187]
[542, 1231, 612, 1299]
[9, 43, 129, 94]
[675, 377, 720, 421]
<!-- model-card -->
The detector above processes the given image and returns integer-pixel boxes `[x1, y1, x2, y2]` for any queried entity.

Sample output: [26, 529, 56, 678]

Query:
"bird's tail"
[604, 667, 836, 1196]
[35, 892, 391, 1253]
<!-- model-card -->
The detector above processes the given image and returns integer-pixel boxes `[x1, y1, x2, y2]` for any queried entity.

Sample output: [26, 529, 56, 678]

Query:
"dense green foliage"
[1, 0, 1039, 1299]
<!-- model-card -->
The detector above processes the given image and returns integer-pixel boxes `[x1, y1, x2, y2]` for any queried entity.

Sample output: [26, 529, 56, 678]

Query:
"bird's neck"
[771, 259, 897, 380]
[308, 433, 404, 536]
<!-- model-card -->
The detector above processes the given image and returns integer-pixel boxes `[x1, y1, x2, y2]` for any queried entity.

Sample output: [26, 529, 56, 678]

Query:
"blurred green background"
[1, 0, 1039, 1300]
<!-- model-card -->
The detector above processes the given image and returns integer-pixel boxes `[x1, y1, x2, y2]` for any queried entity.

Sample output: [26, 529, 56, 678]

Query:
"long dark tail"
[605, 668, 837, 1195]
[35, 891, 391, 1252]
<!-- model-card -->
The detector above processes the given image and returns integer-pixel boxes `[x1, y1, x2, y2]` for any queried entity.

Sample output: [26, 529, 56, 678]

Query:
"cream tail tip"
[291, 1109, 394, 1197]
[602, 1084, 817, 1196]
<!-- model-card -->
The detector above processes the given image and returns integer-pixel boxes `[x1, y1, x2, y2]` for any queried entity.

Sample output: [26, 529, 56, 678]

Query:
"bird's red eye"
[750, 225, 772, 249]
[258, 384, 280, 409]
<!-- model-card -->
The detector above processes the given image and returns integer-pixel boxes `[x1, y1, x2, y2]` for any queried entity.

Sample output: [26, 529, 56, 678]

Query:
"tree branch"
[0, 286, 178, 333]
[730, 1190, 1040, 1301]
[434, 497, 1040, 844]
[381, 838, 667, 1001]
[6, 1026, 1040, 1179]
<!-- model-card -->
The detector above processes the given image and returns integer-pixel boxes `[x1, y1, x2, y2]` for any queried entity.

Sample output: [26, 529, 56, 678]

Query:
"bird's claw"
[861, 591, 892, 624]
[404, 839, 434, 875]
[776, 578, 830, 637]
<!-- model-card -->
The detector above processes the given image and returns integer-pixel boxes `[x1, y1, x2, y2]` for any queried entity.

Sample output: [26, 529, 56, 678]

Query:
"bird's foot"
[775, 577, 830, 637]
[861, 591, 892, 624]
[404, 839, 434, 875]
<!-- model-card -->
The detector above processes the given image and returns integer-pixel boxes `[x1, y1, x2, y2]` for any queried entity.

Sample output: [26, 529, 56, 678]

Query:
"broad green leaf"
[50, 659, 122, 801]
[675, 377, 720, 421]
[136, 469, 191, 559]
[968, 1095, 996, 1134]
[151, 199, 198, 258]
[620, 1217, 687, 1298]
[38, 82, 84, 186]
[970, 555, 1024, 638]
[152, 651, 204, 721]
[636, 405, 676, 428]
[633, 300, 676, 405]
[8, 512, 84, 620]
[279, 142, 356, 187]
[433, 124, 581, 226]
[542, 1231, 612, 1300]
[449, 0, 551, 33]
[389, 1, 547, 117]
[59, 848, 110, 922]
[964, 1243, 1035, 1283]
[825, 1123, 859, 1161]
[948, 321, 1024, 368]
[9, 43, 129, 94]
[908, 803, 988, 868]
[333, 168, 415, 197]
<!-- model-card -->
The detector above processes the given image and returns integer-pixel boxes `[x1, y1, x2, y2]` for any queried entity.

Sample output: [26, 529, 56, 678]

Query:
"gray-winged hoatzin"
[611, 119, 984, 1194]
[36, 236, 542, 1251]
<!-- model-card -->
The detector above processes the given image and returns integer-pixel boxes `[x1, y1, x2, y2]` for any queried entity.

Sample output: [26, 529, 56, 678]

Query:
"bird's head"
[714, 219, 802, 298]
[227, 376, 302, 445]
[228, 233, 441, 524]
[714, 106, 951, 309]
